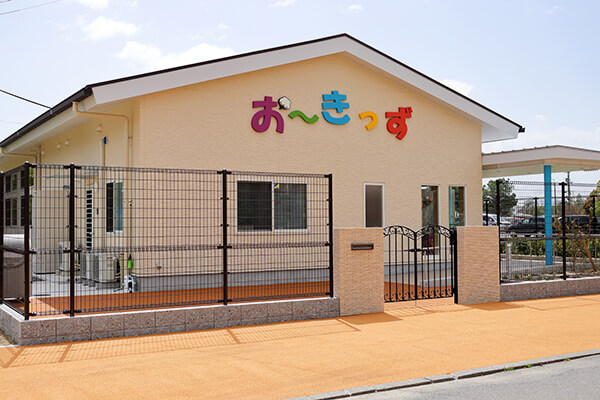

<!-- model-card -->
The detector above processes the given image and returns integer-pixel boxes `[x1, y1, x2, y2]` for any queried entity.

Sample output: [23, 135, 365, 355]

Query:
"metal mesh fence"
[1, 163, 332, 318]
[486, 179, 600, 283]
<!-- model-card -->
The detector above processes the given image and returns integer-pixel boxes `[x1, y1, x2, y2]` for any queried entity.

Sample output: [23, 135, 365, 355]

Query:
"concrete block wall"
[0, 297, 340, 345]
[501, 277, 600, 301]
[457, 226, 500, 305]
[334, 228, 384, 316]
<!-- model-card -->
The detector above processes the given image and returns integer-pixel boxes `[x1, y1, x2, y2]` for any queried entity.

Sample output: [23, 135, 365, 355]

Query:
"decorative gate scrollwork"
[383, 225, 457, 302]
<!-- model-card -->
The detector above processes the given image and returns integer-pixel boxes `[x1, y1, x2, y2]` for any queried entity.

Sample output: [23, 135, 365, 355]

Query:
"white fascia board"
[340, 40, 520, 142]
[91, 37, 351, 105]
[91, 36, 521, 143]
[483, 146, 600, 167]
[4, 96, 98, 153]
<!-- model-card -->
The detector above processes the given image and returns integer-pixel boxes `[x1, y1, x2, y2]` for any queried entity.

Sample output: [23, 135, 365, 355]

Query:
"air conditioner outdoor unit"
[94, 254, 121, 289]
[57, 241, 70, 277]
[83, 253, 98, 287]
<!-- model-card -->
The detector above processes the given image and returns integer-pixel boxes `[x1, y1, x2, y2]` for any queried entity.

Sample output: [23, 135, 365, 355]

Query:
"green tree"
[584, 181, 600, 217]
[482, 178, 517, 217]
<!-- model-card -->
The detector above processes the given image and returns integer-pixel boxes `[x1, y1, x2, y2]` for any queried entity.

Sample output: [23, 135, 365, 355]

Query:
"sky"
[0, 0, 598, 181]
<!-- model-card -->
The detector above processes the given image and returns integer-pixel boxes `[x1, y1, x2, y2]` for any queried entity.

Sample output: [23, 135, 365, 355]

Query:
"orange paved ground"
[3, 295, 600, 399]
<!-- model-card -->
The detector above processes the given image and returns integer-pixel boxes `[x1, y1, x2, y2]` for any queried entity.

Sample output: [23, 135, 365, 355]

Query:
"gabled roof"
[0, 33, 524, 150]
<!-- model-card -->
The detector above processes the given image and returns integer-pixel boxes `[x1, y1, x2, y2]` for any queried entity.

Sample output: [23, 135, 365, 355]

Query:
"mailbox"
[351, 241, 374, 251]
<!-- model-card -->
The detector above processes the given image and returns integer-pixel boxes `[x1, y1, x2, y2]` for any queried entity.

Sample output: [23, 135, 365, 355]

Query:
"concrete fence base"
[0, 297, 340, 346]
[501, 277, 600, 301]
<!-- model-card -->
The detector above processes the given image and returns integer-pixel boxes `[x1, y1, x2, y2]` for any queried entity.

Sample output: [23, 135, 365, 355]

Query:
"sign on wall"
[251, 91, 412, 140]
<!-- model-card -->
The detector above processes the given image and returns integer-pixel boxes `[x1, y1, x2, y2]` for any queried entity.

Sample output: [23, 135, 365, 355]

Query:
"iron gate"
[383, 225, 457, 302]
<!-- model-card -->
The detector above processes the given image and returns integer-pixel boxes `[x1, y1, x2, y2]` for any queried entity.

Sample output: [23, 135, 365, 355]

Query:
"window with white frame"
[449, 186, 466, 229]
[4, 169, 32, 228]
[106, 181, 123, 233]
[237, 181, 307, 232]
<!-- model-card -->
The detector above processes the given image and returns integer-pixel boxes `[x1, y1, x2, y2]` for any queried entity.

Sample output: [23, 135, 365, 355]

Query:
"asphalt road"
[353, 355, 600, 400]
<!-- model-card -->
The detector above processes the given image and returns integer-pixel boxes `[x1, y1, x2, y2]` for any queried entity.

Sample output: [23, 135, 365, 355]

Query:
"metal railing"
[1, 163, 333, 319]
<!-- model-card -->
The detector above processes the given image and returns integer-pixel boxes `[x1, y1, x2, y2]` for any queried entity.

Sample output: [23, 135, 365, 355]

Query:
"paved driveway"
[2, 296, 600, 399]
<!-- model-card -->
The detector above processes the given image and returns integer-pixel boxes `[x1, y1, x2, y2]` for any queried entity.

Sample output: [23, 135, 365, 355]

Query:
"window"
[275, 183, 307, 230]
[365, 184, 384, 227]
[5, 173, 17, 193]
[237, 181, 307, 231]
[106, 182, 123, 233]
[421, 185, 439, 226]
[449, 186, 466, 229]
[5, 198, 17, 227]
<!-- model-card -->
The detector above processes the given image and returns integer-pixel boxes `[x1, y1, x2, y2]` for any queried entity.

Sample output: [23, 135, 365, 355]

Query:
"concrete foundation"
[0, 297, 340, 345]
[501, 277, 600, 301]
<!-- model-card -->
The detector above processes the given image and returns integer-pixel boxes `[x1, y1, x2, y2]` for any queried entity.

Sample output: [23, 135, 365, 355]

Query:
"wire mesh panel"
[494, 179, 600, 283]
[1, 164, 32, 316]
[72, 165, 223, 314]
[226, 171, 331, 302]
[8, 163, 332, 317]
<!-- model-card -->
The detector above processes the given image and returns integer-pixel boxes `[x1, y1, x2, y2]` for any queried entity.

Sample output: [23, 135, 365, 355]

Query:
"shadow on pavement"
[0, 318, 357, 369]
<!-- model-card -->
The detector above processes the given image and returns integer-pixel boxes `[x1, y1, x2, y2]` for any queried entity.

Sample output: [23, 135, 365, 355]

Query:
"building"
[0, 34, 523, 231]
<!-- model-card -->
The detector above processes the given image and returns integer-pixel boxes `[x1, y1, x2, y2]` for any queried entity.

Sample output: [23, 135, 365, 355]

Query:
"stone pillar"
[334, 228, 384, 316]
[457, 226, 500, 304]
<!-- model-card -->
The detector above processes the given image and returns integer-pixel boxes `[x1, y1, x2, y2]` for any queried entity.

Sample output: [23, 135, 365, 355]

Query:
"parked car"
[482, 214, 497, 226]
[482, 214, 510, 230]
[507, 216, 548, 235]
[558, 215, 600, 234]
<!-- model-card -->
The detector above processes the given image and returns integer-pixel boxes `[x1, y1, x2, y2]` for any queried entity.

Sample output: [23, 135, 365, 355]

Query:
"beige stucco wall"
[1, 54, 482, 231]
[135, 53, 482, 229]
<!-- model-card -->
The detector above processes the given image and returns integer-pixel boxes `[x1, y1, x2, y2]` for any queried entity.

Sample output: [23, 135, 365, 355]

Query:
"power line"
[0, 0, 61, 16]
[0, 88, 50, 108]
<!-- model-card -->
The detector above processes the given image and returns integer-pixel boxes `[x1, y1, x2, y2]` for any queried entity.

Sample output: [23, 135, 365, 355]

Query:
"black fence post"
[413, 232, 419, 300]
[484, 199, 489, 226]
[561, 182, 567, 280]
[327, 173, 334, 298]
[23, 163, 31, 320]
[0, 172, 4, 303]
[593, 195, 596, 219]
[495, 179, 501, 225]
[219, 169, 230, 305]
[452, 229, 458, 304]
[68, 163, 76, 317]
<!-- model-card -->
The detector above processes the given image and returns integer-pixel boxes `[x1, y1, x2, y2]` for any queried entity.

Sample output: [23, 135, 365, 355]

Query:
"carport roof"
[482, 145, 600, 178]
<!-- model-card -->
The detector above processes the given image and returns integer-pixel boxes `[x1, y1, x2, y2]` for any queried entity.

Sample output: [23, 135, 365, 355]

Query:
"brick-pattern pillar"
[334, 228, 384, 316]
[457, 226, 500, 304]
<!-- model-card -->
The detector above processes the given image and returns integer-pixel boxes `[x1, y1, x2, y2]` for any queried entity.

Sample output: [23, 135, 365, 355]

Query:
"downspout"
[71, 101, 131, 168]
[72, 101, 133, 264]
[0, 148, 38, 163]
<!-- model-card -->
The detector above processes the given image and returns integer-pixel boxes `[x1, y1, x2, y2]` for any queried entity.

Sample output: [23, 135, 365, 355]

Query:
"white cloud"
[81, 16, 138, 41]
[547, 6, 564, 15]
[347, 4, 363, 12]
[76, 0, 109, 9]
[440, 79, 474, 96]
[117, 41, 236, 71]
[218, 23, 229, 30]
[535, 114, 547, 122]
[268, 0, 296, 7]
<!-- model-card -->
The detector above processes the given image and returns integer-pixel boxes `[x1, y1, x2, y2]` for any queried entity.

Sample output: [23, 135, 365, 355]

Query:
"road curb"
[287, 349, 600, 399]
